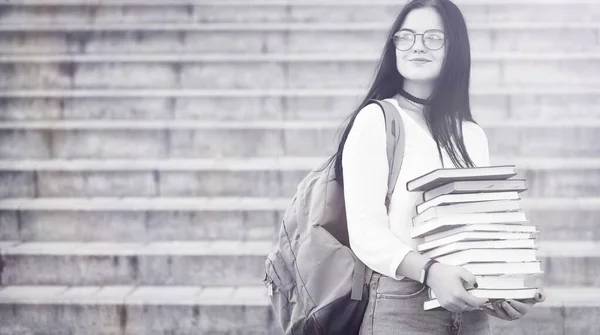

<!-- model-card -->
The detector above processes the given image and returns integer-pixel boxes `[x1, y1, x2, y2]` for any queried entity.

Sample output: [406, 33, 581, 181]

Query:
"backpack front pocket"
[264, 252, 297, 332]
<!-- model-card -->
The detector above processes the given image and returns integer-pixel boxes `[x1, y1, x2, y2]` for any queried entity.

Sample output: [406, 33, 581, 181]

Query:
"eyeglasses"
[391, 29, 446, 51]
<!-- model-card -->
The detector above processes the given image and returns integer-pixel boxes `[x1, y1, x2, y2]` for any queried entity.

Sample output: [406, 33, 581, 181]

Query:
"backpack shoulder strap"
[368, 99, 406, 208]
[351, 98, 406, 300]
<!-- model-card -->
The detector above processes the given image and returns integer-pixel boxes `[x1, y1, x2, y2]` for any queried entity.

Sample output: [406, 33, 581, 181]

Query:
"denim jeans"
[359, 272, 492, 335]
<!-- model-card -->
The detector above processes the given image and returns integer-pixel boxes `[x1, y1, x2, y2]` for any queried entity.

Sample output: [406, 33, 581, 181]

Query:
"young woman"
[332, 0, 545, 333]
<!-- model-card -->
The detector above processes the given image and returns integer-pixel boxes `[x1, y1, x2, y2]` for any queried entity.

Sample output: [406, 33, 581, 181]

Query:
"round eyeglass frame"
[391, 29, 447, 51]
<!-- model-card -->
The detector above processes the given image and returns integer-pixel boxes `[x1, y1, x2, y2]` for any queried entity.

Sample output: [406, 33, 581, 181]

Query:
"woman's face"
[394, 7, 446, 84]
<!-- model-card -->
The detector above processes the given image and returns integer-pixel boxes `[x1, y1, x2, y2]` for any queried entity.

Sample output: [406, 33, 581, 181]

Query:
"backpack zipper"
[263, 272, 274, 297]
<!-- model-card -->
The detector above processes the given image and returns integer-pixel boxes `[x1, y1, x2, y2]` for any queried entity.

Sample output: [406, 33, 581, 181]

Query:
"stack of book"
[406, 165, 543, 311]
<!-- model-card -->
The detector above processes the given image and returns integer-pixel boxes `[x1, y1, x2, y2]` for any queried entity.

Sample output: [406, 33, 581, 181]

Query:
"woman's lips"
[410, 59, 432, 64]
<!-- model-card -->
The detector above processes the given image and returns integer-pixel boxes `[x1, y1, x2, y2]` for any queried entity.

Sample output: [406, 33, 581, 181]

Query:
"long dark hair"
[330, 0, 477, 185]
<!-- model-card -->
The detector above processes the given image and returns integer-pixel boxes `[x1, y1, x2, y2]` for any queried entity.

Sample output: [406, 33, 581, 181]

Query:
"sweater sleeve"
[342, 103, 415, 279]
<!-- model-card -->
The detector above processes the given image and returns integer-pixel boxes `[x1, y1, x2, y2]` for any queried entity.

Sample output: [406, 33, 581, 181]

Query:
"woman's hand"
[426, 263, 489, 313]
[482, 289, 546, 321]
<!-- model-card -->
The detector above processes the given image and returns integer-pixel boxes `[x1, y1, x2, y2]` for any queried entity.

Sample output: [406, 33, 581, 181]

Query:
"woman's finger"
[482, 306, 499, 318]
[492, 301, 512, 320]
[534, 289, 546, 303]
[499, 300, 522, 320]
[505, 299, 532, 315]
[516, 289, 546, 305]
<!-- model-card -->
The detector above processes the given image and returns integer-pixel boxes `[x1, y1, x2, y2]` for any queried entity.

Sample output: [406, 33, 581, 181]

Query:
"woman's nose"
[412, 36, 427, 52]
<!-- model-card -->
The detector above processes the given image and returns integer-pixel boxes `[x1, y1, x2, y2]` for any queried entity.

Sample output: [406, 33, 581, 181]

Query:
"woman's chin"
[401, 72, 439, 83]
[398, 66, 441, 82]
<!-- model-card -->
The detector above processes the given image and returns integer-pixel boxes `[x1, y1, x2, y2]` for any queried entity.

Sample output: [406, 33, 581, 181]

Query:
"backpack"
[263, 99, 406, 334]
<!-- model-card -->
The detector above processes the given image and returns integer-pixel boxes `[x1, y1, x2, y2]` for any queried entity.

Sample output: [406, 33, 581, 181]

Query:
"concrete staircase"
[0, 0, 599, 334]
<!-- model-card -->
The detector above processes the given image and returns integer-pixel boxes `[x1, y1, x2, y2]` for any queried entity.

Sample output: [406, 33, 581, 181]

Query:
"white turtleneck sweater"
[341, 98, 492, 280]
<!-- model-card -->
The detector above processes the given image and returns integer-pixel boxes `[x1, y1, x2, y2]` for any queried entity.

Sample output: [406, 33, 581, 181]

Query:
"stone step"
[2, 156, 599, 171]
[0, 240, 598, 287]
[0, 240, 270, 286]
[0, 197, 597, 242]
[0, 158, 598, 198]
[4, 0, 598, 5]
[0, 284, 275, 334]
[2, 51, 600, 62]
[0, 120, 598, 158]
[4, 118, 600, 128]
[0, 0, 597, 25]
[4, 22, 598, 32]
[2, 89, 600, 122]
[1, 285, 598, 335]
[1, 22, 598, 54]
[1, 54, 599, 89]
[5, 87, 596, 98]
